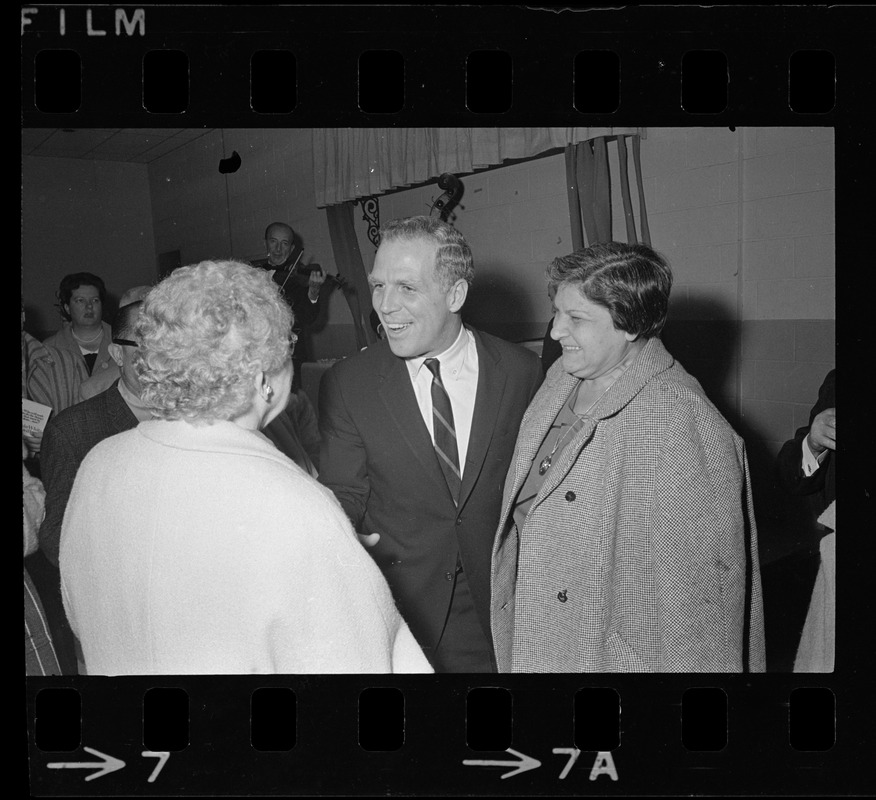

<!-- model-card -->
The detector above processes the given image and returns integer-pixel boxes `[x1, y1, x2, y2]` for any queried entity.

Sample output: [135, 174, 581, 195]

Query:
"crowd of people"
[23, 216, 835, 675]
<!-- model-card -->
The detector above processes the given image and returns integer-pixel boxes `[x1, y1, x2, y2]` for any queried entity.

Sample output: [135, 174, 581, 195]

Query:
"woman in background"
[491, 242, 765, 672]
[43, 272, 114, 380]
[60, 259, 431, 675]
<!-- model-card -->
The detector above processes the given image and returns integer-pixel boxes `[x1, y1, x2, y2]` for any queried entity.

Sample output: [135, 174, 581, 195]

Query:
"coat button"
[456, 518, 462, 526]
[565, 491, 576, 502]
[445, 572, 454, 581]
[557, 590, 568, 603]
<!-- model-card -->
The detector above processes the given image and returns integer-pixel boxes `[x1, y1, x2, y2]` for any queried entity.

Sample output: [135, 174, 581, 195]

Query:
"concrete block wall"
[21, 155, 158, 338]
[379, 152, 572, 342]
[148, 129, 357, 360]
[628, 127, 835, 562]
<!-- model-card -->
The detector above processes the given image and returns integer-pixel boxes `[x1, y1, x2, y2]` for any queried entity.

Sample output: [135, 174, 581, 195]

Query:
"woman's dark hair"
[547, 242, 673, 339]
[57, 272, 107, 321]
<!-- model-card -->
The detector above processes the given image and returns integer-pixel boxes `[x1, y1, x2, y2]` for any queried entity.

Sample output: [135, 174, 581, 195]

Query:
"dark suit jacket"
[318, 327, 543, 661]
[776, 369, 836, 515]
[39, 382, 139, 566]
[250, 257, 320, 330]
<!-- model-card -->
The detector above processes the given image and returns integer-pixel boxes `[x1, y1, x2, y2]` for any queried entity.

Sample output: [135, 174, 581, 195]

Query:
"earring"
[265, 385, 273, 401]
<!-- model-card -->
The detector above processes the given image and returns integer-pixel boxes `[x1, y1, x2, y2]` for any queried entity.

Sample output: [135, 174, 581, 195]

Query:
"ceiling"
[21, 128, 216, 164]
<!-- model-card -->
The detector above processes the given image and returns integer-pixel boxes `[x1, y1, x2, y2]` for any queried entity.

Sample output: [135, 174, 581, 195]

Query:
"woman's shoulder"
[40, 327, 69, 350]
[645, 364, 740, 440]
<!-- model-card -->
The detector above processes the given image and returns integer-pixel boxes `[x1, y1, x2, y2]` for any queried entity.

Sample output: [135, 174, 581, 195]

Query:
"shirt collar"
[405, 324, 470, 382]
[117, 379, 153, 422]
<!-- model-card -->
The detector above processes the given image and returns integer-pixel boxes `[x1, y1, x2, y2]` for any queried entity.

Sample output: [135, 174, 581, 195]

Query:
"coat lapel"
[499, 364, 578, 521]
[504, 338, 676, 519]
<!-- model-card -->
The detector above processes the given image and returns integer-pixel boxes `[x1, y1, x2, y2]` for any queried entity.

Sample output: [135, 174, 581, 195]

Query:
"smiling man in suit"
[318, 215, 543, 672]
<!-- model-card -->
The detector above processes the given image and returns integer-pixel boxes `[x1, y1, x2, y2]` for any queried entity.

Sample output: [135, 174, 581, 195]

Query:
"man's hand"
[807, 408, 836, 456]
[308, 268, 326, 302]
[357, 532, 381, 548]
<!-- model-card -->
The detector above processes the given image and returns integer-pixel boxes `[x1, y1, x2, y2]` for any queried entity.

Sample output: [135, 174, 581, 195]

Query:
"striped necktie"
[424, 358, 461, 503]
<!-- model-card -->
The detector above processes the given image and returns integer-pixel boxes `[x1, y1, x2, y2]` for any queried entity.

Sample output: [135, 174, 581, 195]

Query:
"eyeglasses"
[112, 338, 138, 347]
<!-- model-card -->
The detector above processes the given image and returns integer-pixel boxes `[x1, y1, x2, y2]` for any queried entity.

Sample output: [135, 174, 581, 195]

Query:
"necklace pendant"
[538, 456, 551, 476]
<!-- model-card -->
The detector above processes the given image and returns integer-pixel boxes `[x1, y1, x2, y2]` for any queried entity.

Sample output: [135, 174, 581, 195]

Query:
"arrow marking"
[142, 751, 170, 783]
[463, 747, 541, 779]
[47, 746, 126, 781]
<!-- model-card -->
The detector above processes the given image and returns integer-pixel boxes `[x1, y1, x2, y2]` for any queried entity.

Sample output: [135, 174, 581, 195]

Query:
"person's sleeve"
[289, 282, 319, 327]
[651, 401, 762, 672]
[27, 346, 83, 414]
[776, 371, 834, 496]
[800, 433, 828, 476]
[317, 366, 370, 530]
[293, 390, 322, 470]
[23, 463, 46, 557]
[525, 350, 545, 400]
[38, 421, 78, 567]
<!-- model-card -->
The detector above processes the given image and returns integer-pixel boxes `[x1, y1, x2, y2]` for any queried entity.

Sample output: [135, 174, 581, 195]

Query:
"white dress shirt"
[801, 433, 828, 477]
[405, 325, 479, 477]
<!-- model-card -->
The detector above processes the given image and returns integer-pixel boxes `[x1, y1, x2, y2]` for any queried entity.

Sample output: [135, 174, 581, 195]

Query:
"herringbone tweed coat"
[491, 337, 766, 673]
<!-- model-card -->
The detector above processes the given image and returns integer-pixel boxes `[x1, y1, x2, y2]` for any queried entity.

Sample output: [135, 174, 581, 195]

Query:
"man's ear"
[108, 343, 123, 368]
[447, 279, 469, 313]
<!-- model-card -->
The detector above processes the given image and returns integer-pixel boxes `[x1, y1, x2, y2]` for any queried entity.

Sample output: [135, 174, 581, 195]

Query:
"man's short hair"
[118, 285, 151, 307]
[264, 222, 294, 240]
[112, 300, 143, 341]
[378, 215, 474, 290]
[58, 272, 107, 321]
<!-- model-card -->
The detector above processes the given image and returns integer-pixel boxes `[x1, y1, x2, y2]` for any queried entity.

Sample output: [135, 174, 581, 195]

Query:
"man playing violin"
[251, 222, 327, 383]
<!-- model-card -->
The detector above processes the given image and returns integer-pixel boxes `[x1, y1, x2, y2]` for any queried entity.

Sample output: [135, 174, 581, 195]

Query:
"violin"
[429, 173, 464, 222]
[274, 248, 348, 292]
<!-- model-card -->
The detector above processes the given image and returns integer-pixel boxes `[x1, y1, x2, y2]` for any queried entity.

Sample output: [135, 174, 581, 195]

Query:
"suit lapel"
[457, 330, 505, 509]
[375, 345, 450, 494]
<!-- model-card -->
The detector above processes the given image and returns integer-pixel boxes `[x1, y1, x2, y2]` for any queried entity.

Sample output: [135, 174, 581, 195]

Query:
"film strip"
[22, 4, 869, 796]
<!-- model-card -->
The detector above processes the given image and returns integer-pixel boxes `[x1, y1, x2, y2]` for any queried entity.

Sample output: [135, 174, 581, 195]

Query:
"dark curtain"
[565, 134, 651, 248]
[325, 202, 378, 351]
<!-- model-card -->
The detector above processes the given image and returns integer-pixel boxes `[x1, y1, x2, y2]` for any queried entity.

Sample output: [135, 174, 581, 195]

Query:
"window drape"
[564, 134, 651, 247]
[324, 203, 378, 350]
[314, 128, 648, 355]
[313, 127, 644, 208]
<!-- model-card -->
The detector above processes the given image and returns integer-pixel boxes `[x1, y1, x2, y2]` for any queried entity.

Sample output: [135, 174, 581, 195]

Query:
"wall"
[21, 156, 158, 337]
[632, 127, 835, 562]
[374, 152, 572, 343]
[148, 129, 356, 361]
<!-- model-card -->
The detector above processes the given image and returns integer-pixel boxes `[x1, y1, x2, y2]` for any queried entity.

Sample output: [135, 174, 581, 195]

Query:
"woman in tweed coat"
[490, 242, 765, 672]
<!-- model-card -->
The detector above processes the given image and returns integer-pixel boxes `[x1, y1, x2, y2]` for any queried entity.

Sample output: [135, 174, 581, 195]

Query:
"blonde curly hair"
[135, 260, 293, 421]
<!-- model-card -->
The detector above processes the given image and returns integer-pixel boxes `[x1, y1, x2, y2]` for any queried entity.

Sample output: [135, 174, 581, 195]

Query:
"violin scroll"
[429, 173, 464, 223]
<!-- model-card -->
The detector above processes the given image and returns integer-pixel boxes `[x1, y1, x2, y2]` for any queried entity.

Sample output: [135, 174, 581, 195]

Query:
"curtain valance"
[313, 127, 645, 208]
